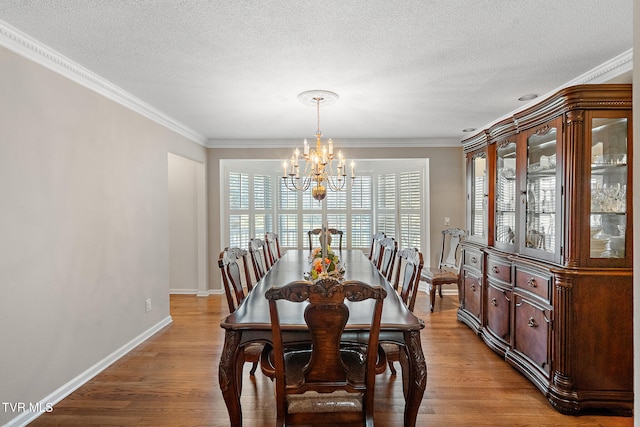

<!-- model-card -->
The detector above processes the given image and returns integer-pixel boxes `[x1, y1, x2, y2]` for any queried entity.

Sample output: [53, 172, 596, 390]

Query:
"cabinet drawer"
[513, 295, 551, 376]
[487, 256, 511, 283]
[515, 269, 551, 301]
[462, 270, 482, 320]
[464, 249, 482, 271]
[486, 283, 511, 344]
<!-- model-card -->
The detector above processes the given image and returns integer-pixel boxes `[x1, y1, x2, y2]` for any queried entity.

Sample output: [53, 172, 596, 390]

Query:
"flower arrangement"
[308, 246, 345, 281]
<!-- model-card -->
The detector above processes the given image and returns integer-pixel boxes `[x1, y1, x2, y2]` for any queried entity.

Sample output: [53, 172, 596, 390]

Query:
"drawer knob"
[471, 256, 477, 264]
[527, 317, 536, 328]
[527, 278, 537, 288]
[491, 298, 497, 306]
[492, 265, 499, 274]
[470, 284, 476, 292]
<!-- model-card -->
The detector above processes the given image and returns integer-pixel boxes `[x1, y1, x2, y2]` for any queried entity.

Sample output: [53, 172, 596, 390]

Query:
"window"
[253, 174, 273, 239]
[400, 171, 422, 249]
[351, 175, 373, 247]
[223, 160, 426, 252]
[227, 171, 273, 248]
[376, 171, 423, 250]
[377, 173, 397, 238]
[228, 172, 249, 248]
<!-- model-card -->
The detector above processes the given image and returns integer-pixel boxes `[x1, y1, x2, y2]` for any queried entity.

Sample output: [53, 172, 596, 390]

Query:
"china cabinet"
[459, 85, 632, 415]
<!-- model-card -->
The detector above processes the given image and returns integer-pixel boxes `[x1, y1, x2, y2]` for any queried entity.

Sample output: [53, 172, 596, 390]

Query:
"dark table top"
[220, 250, 424, 333]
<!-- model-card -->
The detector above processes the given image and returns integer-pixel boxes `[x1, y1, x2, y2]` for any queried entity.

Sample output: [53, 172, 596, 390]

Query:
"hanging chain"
[315, 97, 322, 137]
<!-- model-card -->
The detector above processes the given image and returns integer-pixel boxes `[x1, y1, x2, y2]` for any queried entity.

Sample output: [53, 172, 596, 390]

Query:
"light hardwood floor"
[30, 292, 633, 426]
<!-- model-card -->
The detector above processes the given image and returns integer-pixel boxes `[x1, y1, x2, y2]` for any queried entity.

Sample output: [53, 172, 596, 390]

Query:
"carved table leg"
[219, 330, 244, 427]
[400, 329, 427, 427]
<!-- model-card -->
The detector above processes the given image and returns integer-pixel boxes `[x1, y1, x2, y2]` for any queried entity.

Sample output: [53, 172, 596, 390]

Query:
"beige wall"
[207, 145, 465, 292]
[0, 46, 206, 425]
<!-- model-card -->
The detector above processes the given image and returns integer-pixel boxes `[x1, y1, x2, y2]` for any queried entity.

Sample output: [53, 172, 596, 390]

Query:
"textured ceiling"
[0, 1, 633, 146]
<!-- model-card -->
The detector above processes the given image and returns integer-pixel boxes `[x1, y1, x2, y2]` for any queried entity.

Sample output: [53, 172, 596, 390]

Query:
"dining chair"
[421, 228, 465, 312]
[217, 247, 262, 376]
[307, 228, 344, 251]
[377, 237, 397, 280]
[368, 232, 386, 262]
[265, 231, 282, 267]
[264, 278, 387, 427]
[381, 247, 424, 375]
[248, 237, 270, 280]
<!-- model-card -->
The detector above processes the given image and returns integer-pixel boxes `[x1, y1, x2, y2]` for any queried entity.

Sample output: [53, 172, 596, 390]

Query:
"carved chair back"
[439, 228, 465, 271]
[264, 232, 282, 266]
[265, 278, 386, 426]
[248, 237, 270, 280]
[307, 228, 344, 251]
[217, 247, 253, 313]
[368, 231, 386, 261]
[392, 247, 424, 312]
[377, 237, 398, 280]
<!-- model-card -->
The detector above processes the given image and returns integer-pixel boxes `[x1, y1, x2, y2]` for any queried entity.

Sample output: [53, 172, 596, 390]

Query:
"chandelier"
[282, 90, 355, 201]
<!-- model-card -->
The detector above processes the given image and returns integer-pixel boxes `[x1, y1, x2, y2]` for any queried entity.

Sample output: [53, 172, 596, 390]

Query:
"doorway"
[168, 153, 207, 296]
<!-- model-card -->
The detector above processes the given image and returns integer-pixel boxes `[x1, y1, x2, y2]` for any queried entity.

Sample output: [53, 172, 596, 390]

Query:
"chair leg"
[388, 360, 396, 375]
[249, 361, 258, 376]
[439, 284, 444, 298]
[429, 283, 436, 312]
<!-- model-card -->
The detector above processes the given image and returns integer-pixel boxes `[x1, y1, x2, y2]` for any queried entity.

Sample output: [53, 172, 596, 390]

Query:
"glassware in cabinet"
[520, 121, 561, 262]
[589, 117, 628, 259]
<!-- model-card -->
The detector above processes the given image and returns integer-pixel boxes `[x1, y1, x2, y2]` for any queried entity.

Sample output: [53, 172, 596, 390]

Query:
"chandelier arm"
[283, 175, 312, 192]
[325, 174, 346, 192]
[327, 173, 358, 191]
[282, 177, 297, 191]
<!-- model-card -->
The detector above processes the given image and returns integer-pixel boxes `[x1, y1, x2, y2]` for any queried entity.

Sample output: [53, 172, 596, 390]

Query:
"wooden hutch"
[459, 84, 633, 415]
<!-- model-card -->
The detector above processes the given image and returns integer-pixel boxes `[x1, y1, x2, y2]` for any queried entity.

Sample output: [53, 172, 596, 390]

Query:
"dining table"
[218, 249, 427, 427]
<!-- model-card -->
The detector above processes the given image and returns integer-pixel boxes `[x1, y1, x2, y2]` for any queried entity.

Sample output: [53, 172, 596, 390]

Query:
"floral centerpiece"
[308, 246, 345, 281]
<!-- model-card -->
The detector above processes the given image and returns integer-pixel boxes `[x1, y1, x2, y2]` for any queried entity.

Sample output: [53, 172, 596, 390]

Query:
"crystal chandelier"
[282, 90, 355, 201]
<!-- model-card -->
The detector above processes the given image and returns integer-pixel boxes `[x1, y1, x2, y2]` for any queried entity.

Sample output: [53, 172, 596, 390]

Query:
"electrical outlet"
[145, 298, 152, 312]
[445, 217, 451, 226]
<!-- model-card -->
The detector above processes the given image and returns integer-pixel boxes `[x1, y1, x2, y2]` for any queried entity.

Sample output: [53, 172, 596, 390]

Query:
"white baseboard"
[170, 289, 224, 297]
[169, 288, 198, 294]
[4, 316, 173, 427]
[198, 289, 224, 297]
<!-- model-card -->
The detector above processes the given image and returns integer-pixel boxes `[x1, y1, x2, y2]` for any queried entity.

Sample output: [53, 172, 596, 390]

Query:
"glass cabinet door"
[589, 116, 628, 259]
[521, 121, 560, 262]
[495, 140, 517, 251]
[468, 151, 487, 244]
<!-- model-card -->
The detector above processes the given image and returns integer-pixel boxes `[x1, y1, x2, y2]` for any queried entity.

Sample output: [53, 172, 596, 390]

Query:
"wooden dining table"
[218, 249, 427, 426]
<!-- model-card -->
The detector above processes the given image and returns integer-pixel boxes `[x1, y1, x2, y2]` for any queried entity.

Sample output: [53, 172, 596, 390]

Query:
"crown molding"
[0, 20, 208, 146]
[206, 137, 462, 149]
[472, 49, 633, 138]
[570, 48, 633, 84]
